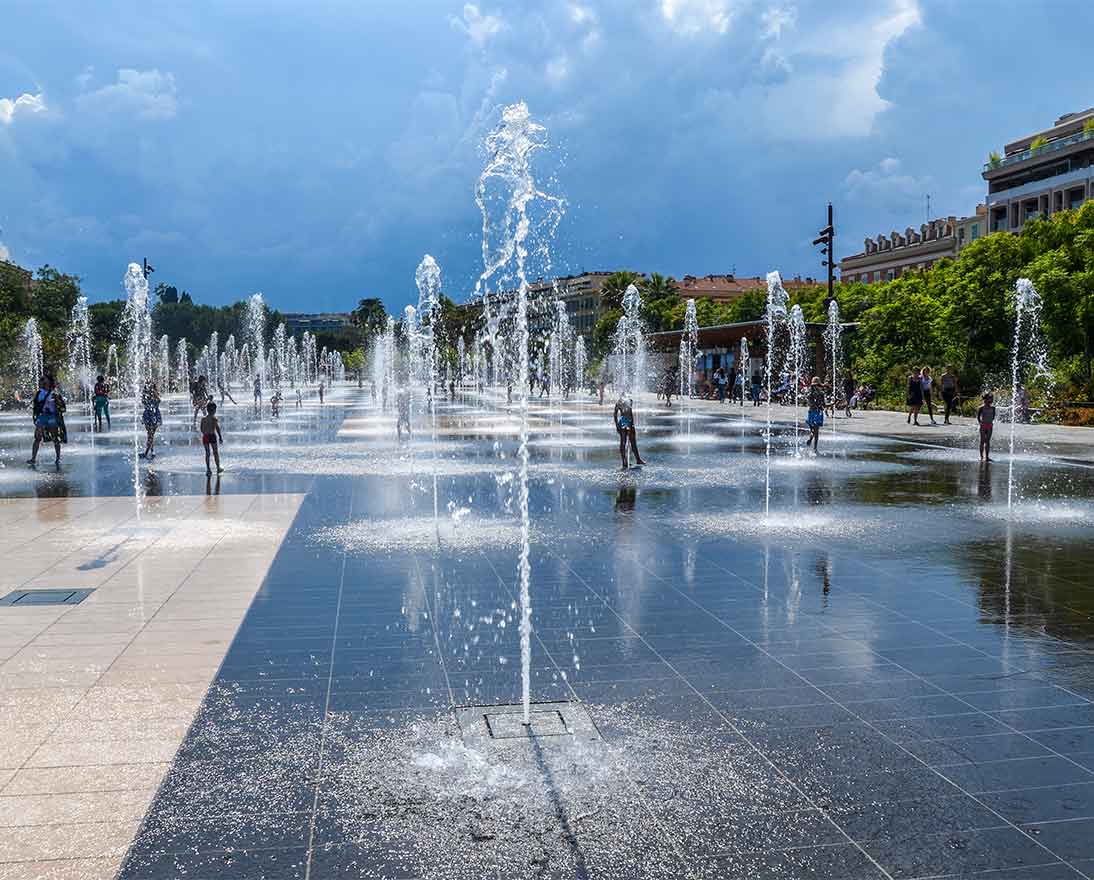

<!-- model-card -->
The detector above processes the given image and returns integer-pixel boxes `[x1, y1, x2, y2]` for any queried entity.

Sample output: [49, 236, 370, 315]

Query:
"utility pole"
[813, 202, 835, 307]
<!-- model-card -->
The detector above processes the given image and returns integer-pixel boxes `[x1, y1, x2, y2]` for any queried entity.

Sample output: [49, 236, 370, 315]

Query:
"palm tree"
[598, 271, 643, 311]
[641, 272, 679, 301]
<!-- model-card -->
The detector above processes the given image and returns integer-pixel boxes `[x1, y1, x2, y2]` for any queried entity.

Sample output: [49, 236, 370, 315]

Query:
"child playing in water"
[806, 376, 825, 453]
[200, 402, 224, 475]
[93, 375, 111, 431]
[396, 388, 411, 440]
[977, 393, 996, 462]
[271, 390, 282, 418]
[613, 395, 645, 470]
[295, 388, 303, 408]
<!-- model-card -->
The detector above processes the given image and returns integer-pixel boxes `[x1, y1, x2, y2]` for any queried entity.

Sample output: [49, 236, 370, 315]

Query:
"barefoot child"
[977, 393, 996, 462]
[200, 402, 224, 475]
[806, 376, 825, 453]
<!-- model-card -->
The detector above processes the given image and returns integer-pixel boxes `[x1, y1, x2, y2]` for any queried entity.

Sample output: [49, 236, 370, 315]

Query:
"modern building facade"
[677, 274, 821, 304]
[984, 108, 1094, 233]
[838, 207, 985, 284]
[527, 272, 612, 335]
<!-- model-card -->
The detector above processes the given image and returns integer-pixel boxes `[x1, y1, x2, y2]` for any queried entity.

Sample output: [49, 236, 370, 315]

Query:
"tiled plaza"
[2, 388, 1093, 879]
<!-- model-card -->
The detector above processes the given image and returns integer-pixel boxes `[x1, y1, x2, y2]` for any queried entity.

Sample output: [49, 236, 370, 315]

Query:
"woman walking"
[906, 368, 924, 425]
[921, 366, 938, 425]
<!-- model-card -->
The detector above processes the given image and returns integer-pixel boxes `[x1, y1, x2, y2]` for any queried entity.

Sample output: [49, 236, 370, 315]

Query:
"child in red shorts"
[199, 402, 225, 475]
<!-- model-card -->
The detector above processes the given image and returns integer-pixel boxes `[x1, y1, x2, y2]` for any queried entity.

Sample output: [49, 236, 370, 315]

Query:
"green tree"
[342, 347, 366, 386]
[350, 297, 388, 338]
[154, 282, 179, 304]
[599, 271, 642, 311]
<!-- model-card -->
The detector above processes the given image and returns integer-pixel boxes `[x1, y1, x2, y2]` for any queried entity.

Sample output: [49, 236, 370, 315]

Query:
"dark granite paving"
[8, 388, 1094, 879]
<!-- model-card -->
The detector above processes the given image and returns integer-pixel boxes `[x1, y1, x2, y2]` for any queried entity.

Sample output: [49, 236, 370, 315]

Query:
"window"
[886, 269, 896, 282]
[971, 223, 979, 240]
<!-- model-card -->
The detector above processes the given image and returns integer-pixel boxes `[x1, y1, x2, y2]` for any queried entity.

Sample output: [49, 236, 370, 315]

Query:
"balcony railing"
[985, 129, 1094, 172]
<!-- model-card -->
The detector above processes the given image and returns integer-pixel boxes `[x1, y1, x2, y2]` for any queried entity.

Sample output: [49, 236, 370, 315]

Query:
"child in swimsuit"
[977, 393, 996, 462]
[613, 396, 645, 469]
[806, 376, 825, 453]
[200, 402, 224, 475]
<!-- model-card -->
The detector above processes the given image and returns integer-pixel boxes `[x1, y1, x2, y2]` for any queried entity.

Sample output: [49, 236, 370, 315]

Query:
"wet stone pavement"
[3, 387, 1094, 879]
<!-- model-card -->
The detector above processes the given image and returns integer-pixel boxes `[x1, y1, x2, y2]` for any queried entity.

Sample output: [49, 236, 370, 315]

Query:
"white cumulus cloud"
[0, 92, 47, 125]
[450, 4, 504, 48]
[0, 242, 10, 262]
[660, 0, 737, 36]
[761, 4, 797, 39]
[844, 156, 931, 208]
[75, 69, 177, 120]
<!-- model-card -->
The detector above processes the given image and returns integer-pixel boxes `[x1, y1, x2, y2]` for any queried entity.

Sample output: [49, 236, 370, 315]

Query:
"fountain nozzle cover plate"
[454, 701, 600, 748]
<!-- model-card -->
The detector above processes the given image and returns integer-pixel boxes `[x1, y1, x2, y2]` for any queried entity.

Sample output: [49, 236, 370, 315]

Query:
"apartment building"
[984, 108, 1093, 232]
[839, 208, 984, 284]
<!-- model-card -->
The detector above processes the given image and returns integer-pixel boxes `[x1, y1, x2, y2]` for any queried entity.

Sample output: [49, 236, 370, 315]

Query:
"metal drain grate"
[0, 589, 95, 607]
[455, 701, 600, 748]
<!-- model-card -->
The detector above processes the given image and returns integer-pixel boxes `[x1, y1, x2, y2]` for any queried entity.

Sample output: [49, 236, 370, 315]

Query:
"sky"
[1, 0, 1092, 314]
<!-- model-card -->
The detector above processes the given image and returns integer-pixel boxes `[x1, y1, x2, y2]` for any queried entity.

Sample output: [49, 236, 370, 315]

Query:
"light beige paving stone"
[0, 819, 139, 861]
[3, 764, 170, 796]
[0, 789, 153, 826]
[0, 856, 122, 880]
[0, 493, 305, 864]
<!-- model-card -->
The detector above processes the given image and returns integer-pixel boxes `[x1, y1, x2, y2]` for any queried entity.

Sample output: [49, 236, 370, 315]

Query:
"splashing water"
[247, 293, 266, 398]
[573, 335, 587, 399]
[416, 255, 443, 524]
[20, 318, 44, 397]
[66, 298, 94, 408]
[824, 299, 842, 437]
[764, 272, 789, 517]
[122, 264, 152, 515]
[679, 298, 699, 440]
[739, 336, 750, 411]
[786, 305, 806, 455]
[613, 284, 646, 397]
[549, 300, 572, 398]
[475, 102, 564, 725]
[175, 339, 190, 392]
[1008, 278, 1051, 511]
[156, 335, 171, 391]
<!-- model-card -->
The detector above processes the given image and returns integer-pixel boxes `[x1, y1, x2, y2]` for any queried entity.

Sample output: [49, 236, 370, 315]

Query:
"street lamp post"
[812, 203, 835, 308]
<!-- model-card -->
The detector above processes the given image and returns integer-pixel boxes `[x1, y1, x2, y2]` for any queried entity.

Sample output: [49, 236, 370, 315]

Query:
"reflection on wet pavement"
[4, 386, 1094, 878]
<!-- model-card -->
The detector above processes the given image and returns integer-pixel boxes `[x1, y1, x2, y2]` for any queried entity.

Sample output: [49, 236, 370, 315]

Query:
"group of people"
[905, 365, 962, 426]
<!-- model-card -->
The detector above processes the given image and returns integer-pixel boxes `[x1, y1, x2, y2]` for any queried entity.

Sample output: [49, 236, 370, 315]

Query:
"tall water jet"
[105, 344, 120, 391]
[208, 331, 219, 390]
[122, 264, 153, 513]
[739, 336, 750, 410]
[1008, 278, 1051, 511]
[613, 283, 646, 397]
[823, 299, 842, 437]
[20, 319, 44, 397]
[549, 300, 572, 397]
[223, 335, 237, 388]
[574, 335, 587, 399]
[475, 102, 564, 725]
[246, 293, 266, 393]
[764, 272, 790, 517]
[786, 305, 806, 454]
[270, 323, 286, 390]
[156, 335, 171, 391]
[679, 298, 699, 437]
[176, 339, 190, 392]
[66, 298, 94, 409]
[301, 332, 317, 386]
[415, 255, 442, 524]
